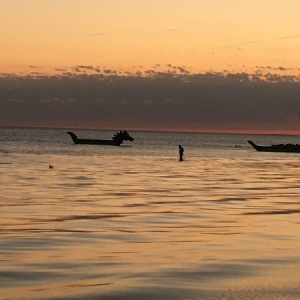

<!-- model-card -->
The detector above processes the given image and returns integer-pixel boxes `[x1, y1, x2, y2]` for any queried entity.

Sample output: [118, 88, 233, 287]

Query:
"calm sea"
[1, 127, 299, 300]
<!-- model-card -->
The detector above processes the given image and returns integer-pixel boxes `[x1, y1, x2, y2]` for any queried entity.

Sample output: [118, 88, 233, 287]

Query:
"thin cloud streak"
[220, 40, 264, 49]
[84, 32, 104, 37]
[277, 34, 300, 40]
[220, 33, 300, 49]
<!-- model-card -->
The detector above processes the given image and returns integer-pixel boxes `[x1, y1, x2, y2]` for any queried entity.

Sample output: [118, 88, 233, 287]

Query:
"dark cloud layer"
[0, 70, 300, 133]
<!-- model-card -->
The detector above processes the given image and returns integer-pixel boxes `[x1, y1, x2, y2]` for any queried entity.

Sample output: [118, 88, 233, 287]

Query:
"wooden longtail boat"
[248, 140, 300, 153]
[67, 130, 134, 146]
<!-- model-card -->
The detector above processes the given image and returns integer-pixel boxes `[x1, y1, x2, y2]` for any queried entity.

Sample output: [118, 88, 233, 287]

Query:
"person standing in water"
[179, 145, 184, 161]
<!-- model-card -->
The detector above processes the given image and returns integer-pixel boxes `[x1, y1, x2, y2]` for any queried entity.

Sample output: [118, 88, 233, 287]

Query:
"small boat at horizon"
[248, 140, 300, 153]
[67, 130, 134, 146]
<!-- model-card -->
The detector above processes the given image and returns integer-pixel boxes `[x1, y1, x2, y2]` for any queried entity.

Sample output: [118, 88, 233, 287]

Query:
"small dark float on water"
[248, 140, 300, 153]
[67, 130, 134, 146]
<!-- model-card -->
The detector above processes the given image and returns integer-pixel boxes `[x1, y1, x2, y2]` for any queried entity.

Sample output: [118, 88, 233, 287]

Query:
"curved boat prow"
[247, 140, 259, 151]
[67, 132, 78, 144]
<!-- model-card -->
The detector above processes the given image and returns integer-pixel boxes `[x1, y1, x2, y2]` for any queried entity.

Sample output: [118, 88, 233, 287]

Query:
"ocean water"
[1, 127, 299, 300]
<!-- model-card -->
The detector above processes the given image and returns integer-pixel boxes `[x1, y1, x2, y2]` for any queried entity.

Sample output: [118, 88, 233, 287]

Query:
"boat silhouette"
[67, 130, 134, 146]
[248, 140, 300, 153]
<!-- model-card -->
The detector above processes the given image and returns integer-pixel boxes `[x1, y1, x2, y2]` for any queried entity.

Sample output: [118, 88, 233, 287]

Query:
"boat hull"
[72, 139, 120, 146]
[248, 140, 300, 153]
[67, 132, 124, 146]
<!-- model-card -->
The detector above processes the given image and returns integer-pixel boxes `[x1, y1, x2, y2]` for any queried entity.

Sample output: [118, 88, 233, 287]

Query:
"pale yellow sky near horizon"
[1, 0, 300, 74]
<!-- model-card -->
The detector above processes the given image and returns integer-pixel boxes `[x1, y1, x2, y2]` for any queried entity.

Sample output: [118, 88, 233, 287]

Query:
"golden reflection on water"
[1, 154, 300, 299]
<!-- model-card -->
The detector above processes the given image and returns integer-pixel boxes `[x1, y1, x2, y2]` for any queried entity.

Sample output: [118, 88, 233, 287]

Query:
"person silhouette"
[179, 145, 184, 161]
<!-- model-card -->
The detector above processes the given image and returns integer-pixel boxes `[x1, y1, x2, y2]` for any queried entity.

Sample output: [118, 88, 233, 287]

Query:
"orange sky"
[1, 0, 300, 75]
